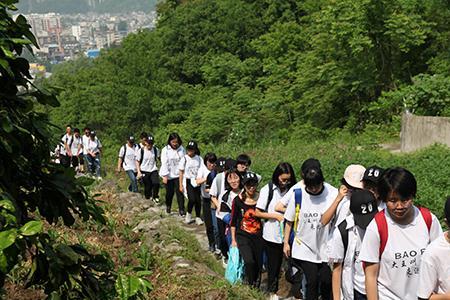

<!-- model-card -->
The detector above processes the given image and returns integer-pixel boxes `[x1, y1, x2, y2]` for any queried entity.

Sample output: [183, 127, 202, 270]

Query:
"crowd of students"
[89, 131, 450, 300]
[53, 125, 103, 178]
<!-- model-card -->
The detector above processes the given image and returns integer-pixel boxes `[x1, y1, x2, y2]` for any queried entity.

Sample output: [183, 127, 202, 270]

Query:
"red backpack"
[374, 207, 432, 259]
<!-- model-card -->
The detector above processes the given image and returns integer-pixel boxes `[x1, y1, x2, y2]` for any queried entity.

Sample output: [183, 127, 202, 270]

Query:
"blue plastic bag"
[225, 246, 244, 285]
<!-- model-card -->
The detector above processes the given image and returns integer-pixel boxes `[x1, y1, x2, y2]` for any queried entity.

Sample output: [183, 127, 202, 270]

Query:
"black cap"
[350, 189, 378, 229]
[186, 140, 198, 151]
[147, 135, 154, 144]
[242, 171, 258, 185]
[301, 158, 321, 175]
[362, 166, 384, 183]
[445, 197, 450, 222]
[216, 157, 227, 172]
[128, 136, 135, 142]
[90, 131, 96, 136]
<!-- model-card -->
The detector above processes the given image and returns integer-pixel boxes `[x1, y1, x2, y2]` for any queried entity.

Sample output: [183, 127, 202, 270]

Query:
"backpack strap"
[418, 207, 432, 233]
[222, 190, 231, 203]
[338, 220, 349, 257]
[139, 147, 144, 165]
[289, 188, 303, 245]
[265, 181, 274, 211]
[374, 210, 388, 259]
[121, 144, 127, 166]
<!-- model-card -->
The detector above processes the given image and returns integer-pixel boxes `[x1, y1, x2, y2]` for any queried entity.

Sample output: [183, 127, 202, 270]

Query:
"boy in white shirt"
[117, 136, 139, 192]
[417, 197, 450, 300]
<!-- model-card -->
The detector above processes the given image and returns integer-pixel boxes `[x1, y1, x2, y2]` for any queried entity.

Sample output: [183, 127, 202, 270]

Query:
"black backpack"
[121, 143, 139, 167]
[264, 181, 275, 211]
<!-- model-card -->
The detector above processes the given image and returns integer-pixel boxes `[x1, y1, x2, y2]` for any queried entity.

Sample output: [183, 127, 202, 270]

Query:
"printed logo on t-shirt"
[240, 208, 261, 234]
[303, 212, 320, 230]
[391, 248, 426, 277]
[169, 158, 180, 167]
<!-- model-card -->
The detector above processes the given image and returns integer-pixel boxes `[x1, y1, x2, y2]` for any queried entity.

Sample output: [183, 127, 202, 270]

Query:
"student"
[359, 167, 443, 300]
[210, 158, 235, 208]
[196, 153, 218, 252]
[361, 166, 385, 210]
[117, 136, 140, 193]
[321, 164, 366, 228]
[81, 127, 92, 173]
[329, 190, 378, 300]
[136, 135, 160, 203]
[255, 162, 297, 299]
[179, 141, 203, 225]
[236, 153, 262, 182]
[283, 165, 338, 300]
[70, 128, 83, 172]
[61, 125, 73, 168]
[216, 166, 241, 265]
[417, 197, 450, 300]
[230, 171, 263, 287]
[86, 131, 102, 179]
[159, 133, 186, 215]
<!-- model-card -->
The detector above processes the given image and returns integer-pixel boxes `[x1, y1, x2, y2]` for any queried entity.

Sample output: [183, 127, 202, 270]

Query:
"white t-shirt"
[328, 215, 366, 299]
[196, 163, 211, 199]
[82, 135, 91, 155]
[335, 196, 350, 228]
[279, 180, 305, 207]
[256, 183, 286, 244]
[86, 138, 101, 155]
[70, 135, 82, 156]
[178, 154, 202, 179]
[359, 207, 443, 300]
[216, 190, 239, 220]
[284, 182, 338, 263]
[417, 234, 450, 298]
[136, 147, 158, 173]
[159, 145, 185, 180]
[118, 144, 138, 172]
[210, 172, 226, 199]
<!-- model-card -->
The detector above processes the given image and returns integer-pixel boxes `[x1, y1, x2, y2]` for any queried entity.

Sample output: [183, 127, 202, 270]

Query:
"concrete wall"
[401, 112, 450, 152]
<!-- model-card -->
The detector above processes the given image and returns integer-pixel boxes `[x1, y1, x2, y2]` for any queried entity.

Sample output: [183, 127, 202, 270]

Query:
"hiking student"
[210, 158, 235, 210]
[86, 131, 102, 178]
[236, 153, 262, 182]
[216, 165, 241, 265]
[283, 165, 338, 300]
[361, 165, 385, 210]
[61, 125, 73, 168]
[117, 136, 140, 193]
[159, 133, 185, 215]
[255, 162, 297, 299]
[195, 152, 218, 252]
[417, 197, 450, 300]
[139, 132, 148, 148]
[178, 140, 203, 225]
[275, 158, 321, 214]
[57, 134, 68, 167]
[230, 171, 263, 287]
[329, 190, 378, 300]
[81, 127, 92, 173]
[359, 167, 443, 300]
[321, 164, 366, 228]
[70, 128, 83, 172]
[136, 135, 160, 203]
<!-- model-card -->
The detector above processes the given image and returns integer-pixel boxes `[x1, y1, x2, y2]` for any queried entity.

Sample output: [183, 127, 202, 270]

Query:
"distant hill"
[17, 0, 157, 14]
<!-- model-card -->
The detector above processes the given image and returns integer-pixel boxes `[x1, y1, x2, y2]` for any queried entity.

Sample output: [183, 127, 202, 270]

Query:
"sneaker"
[269, 294, 279, 300]
[184, 213, 193, 224]
[214, 248, 222, 256]
[208, 245, 215, 253]
[179, 210, 186, 217]
[195, 217, 204, 225]
[221, 256, 228, 268]
[166, 207, 171, 214]
[153, 197, 160, 204]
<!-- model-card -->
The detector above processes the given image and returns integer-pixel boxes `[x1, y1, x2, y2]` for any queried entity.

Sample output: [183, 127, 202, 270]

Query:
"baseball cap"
[216, 157, 227, 172]
[350, 189, 378, 229]
[301, 158, 321, 175]
[147, 135, 154, 144]
[242, 171, 258, 186]
[90, 130, 96, 136]
[362, 166, 385, 183]
[445, 197, 450, 222]
[186, 140, 198, 151]
[128, 136, 135, 142]
[343, 164, 366, 189]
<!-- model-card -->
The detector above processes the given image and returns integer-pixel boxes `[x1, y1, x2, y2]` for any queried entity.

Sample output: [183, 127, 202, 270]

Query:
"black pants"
[186, 180, 201, 217]
[60, 155, 70, 168]
[217, 218, 229, 258]
[295, 260, 332, 300]
[70, 155, 79, 168]
[354, 289, 367, 300]
[237, 232, 263, 288]
[165, 178, 185, 214]
[265, 240, 283, 293]
[202, 197, 215, 248]
[142, 170, 160, 199]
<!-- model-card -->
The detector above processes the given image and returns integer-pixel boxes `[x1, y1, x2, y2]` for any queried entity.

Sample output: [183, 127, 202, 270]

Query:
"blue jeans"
[86, 154, 101, 177]
[126, 170, 138, 192]
[211, 208, 220, 249]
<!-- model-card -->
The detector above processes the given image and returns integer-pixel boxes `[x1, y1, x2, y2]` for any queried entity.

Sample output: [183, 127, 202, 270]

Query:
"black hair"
[301, 158, 321, 177]
[167, 132, 182, 146]
[83, 127, 90, 132]
[236, 154, 251, 166]
[140, 132, 148, 139]
[73, 128, 80, 133]
[272, 162, 297, 190]
[204, 152, 217, 165]
[378, 167, 417, 202]
[362, 180, 378, 193]
[66, 124, 72, 128]
[224, 168, 243, 191]
[303, 168, 325, 188]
